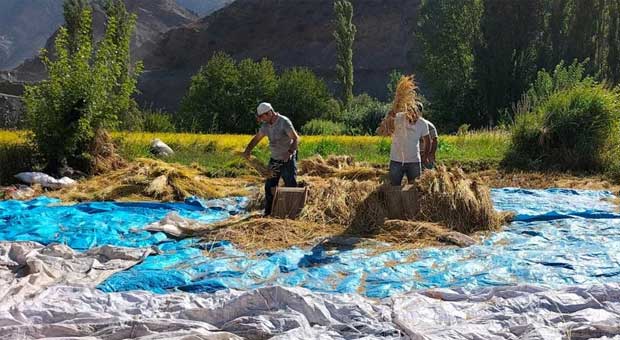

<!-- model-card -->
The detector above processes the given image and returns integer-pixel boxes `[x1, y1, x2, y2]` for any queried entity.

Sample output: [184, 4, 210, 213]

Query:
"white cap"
[256, 102, 274, 116]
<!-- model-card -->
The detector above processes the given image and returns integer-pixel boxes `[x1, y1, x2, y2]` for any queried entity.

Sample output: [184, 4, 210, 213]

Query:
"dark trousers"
[389, 160, 421, 186]
[264, 157, 298, 215]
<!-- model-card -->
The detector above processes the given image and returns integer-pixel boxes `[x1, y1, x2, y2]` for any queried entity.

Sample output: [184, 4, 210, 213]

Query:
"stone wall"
[0, 93, 25, 129]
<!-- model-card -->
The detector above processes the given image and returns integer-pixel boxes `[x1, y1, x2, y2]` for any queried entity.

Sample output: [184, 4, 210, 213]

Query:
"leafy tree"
[177, 53, 277, 133]
[24, 1, 142, 173]
[341, 94, 390, 135]
[63, 0, 90, 54]
[333, 0, 356, 108]
[416, 0, 483, 128]
[274, 68, 332, 128]
[386, 70, 404, 100]
[474, 0, 546, 125]
[609, 0, 620, 83]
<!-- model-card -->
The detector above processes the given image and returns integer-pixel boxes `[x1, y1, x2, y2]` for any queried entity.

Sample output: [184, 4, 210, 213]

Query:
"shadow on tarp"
[3, 188, 620, 298]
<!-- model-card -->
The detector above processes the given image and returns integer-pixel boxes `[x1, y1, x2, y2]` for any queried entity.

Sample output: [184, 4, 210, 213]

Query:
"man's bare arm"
[286, 129, 300, 155]
[422, 134, 431, 163]
[243, 132, 266, 158]
[430, 137, 438, 161]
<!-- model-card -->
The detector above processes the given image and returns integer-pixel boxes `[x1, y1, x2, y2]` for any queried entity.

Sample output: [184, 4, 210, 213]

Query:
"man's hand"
[287, 149, 296, 160]
[242, 150, 252, 160]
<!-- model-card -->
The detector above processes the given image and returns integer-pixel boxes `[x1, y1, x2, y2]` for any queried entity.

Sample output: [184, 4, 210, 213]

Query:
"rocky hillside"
[138, 0, 420, 110]
[0, 0, 64, 70]
[4, 0, 421, 113]
[1, 0, 197, 75]
[175, 0, 235, 16]
[0, 94, 24, 129]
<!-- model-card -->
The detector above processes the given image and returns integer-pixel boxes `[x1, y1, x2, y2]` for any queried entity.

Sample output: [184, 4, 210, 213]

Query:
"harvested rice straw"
[416, 166, 505, 234]
[89, 129, 126, 175]
[391, 75, 418, 115]
[298, 155, 385, 180]
[202, 217, 348, 252]
[234, 152, 273, 178]
[53, 158, 250, 202]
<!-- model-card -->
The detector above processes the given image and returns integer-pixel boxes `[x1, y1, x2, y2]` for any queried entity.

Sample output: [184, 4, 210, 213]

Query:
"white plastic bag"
[14, 172, 77, 189]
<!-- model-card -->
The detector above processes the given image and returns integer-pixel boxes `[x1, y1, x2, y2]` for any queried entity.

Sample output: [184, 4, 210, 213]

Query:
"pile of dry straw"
[54, 158, 251, 202]
[205, 155, 512, 251]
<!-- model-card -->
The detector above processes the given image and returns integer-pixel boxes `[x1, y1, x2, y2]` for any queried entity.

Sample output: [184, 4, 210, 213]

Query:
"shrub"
[524, 59, 593, 109]
[308, 139, 344, 156]
[504, 84, 620, 173]
[301, 119, 346, 135]
[0, 143, 37, 184]
[179, 55, 333, 134]
[143, 110, 175, 132]
[341, 94, 390, 135]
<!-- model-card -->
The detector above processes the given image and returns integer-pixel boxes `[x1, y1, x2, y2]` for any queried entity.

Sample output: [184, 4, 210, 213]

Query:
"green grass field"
[0, 130, 510, 183]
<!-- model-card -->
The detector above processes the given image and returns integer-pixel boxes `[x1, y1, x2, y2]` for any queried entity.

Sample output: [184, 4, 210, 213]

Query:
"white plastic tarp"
[2, 271, 620, 339]
[0, 241, 151, 304]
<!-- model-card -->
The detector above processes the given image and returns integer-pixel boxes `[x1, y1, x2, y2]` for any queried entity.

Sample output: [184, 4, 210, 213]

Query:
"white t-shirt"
[390, 112, 430, 163]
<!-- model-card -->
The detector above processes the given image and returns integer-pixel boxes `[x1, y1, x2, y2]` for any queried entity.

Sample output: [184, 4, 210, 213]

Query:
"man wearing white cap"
[243, 102, 300, 216]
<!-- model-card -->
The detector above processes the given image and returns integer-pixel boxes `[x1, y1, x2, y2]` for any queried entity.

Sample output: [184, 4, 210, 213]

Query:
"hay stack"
[249, 162, 506, 228]
[416, 166, 506, 234]
[54, 158, 250, 202]
[199, 162, 513, 251]
[300, 177, 386, 227]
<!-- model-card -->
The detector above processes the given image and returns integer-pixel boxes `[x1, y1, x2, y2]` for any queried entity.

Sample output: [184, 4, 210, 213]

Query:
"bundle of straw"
[415, 166, 507, 234]
[391, 75, 418, 114]
[377, 75, 421, 136]
[89, 129, 126, 175]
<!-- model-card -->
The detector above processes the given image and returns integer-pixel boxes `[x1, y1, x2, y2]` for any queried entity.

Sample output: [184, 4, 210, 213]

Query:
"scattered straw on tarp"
[201, 218, 348, 252]
[53, 158, 251, 202]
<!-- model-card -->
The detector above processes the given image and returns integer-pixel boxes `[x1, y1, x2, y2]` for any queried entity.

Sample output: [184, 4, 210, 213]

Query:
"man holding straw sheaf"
[377, 75, 431, 185]
[243, 102, 300, 216]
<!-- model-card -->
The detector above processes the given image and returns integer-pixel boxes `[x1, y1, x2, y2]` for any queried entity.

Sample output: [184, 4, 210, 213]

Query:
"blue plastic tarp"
[2, 188, 620, 298]
[0, 196, 247, 251]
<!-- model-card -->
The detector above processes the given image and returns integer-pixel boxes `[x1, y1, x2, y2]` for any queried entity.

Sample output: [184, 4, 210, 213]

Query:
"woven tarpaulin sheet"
[0, 196, 247, 250]
[1, 188, 620, 298]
